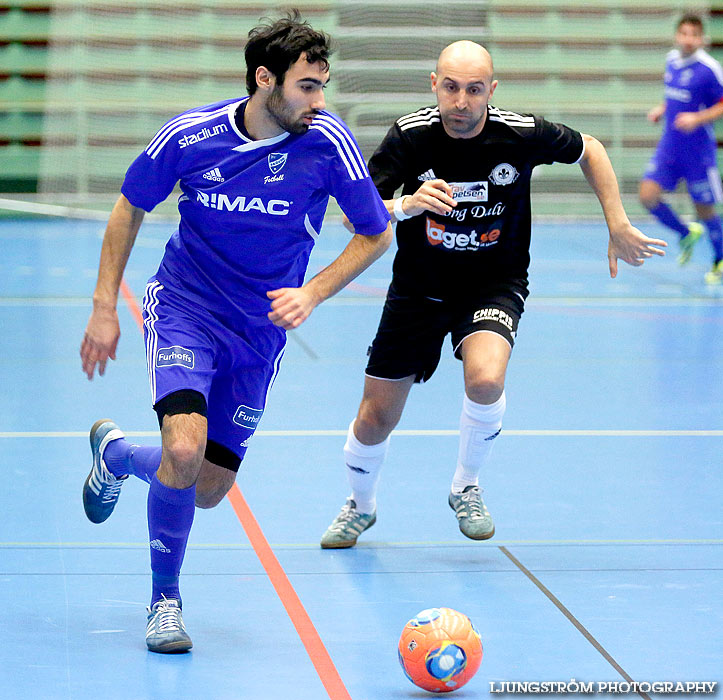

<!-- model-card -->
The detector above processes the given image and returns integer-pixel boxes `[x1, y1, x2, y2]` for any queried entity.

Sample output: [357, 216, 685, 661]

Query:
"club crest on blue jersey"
[268, 152, 288, 174]
[156, 346, 194, 369]
[233, 405, 263, 429]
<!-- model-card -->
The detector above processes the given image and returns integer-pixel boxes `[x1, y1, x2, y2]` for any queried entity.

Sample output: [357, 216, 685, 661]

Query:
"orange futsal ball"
[398, 607, 483, 693]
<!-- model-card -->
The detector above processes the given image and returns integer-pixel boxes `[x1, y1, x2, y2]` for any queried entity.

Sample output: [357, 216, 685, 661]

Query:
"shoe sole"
[461, 526, 496, 541]
[147, 639, 193, 653]
[320, 516, 376, 549]
[321, 539, 358, 549]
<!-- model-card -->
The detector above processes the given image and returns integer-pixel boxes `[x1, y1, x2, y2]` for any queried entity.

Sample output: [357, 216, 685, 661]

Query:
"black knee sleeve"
[153, 391, 240, 472]
[205, 439, 241, 473]
[154, 389, 207, 429]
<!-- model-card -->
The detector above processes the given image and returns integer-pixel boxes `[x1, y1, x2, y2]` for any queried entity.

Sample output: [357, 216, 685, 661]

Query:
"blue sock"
[104, 439, 162, 483]
[147, 475, 196, 606]
[703, 215, 723, 262]
[649, 202, 689, 238]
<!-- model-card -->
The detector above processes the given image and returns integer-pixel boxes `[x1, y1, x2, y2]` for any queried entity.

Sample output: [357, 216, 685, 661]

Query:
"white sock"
[452, 392, 506, 494]
[344, 419, 389, 514]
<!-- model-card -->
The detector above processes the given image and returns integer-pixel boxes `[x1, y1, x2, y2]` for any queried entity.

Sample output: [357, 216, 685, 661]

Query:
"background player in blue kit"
[79, 12, 391, 653]
[639, 13, 723, 284]
[320, 41, 666, 550]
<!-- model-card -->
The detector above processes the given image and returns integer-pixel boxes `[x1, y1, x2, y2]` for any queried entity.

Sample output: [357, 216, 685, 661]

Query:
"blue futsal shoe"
[82, 419, 127, 524]
[146, 597, 193, 653]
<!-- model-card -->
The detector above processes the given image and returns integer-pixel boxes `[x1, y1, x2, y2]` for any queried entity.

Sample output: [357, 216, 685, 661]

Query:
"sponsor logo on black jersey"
[195, 190, 290, 215]
[426, 218, 501, 251]
[473, 307, 514, 331]
[450, 181, 488, 202]
[442, 201, 506, 223]
[489, 163, 519, 186]
[178, 123, 228, 149]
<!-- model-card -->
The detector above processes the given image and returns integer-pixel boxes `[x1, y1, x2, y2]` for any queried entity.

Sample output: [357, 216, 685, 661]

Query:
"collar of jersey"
[227, 99, 291, 152]
[671, 48, 704, 69]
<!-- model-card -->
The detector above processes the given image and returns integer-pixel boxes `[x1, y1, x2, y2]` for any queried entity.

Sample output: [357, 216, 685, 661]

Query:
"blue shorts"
[142, 279, 286, 461]
[644, 145, 723, 204]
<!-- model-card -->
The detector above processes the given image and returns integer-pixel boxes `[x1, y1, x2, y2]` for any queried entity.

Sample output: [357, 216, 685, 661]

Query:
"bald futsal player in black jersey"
[320, 41, 667, 548]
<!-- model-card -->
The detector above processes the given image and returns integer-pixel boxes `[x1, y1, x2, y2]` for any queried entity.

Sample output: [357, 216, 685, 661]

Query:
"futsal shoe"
[320, 498, 376, 548]
[704, 260, 723, 285]
[146, 597, 193, 653]
[82, 419, 127, 524]
[677, 222, 703, 265]
[448, 485, 495, 540]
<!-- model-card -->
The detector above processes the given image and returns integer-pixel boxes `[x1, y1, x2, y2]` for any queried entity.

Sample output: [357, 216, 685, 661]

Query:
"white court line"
[1, 429, 722, 438]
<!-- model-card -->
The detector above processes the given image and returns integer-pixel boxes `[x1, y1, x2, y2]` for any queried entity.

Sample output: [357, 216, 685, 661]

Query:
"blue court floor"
[0, 216, 721, 700]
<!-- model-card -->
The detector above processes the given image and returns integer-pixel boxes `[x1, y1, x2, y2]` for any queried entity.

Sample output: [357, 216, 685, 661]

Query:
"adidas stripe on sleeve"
[313, 112, 389, 235]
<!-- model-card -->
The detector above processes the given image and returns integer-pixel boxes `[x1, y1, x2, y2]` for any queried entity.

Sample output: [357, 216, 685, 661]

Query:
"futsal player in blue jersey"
[79, 12, 391, 653]
[639, 13, 723, 284]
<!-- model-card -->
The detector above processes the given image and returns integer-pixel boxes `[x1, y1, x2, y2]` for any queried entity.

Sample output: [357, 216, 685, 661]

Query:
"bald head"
[436, 41, 493, 81]
[431, 40, 497, 138]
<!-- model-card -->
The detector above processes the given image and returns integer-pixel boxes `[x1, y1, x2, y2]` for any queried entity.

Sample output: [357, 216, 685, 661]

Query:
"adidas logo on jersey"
[203, 168, 224, 182]
[418, 169, 437, 181]
[150, 539, 171, 553]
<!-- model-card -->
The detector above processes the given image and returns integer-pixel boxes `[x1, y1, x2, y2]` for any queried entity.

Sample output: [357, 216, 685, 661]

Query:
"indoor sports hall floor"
[0, 215, 721, 700]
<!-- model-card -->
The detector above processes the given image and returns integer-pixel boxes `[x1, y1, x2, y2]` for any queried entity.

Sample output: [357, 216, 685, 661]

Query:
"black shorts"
[365, 284, 526, 384]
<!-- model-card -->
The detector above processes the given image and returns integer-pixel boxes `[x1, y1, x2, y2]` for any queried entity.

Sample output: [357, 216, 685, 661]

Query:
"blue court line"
[3, 540, 721, 549]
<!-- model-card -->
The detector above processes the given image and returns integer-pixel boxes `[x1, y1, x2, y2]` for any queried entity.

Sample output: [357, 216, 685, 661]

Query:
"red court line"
[120, 279, 144, 329]
[227, 485, 353, 700]
[120, 278, 352, 700]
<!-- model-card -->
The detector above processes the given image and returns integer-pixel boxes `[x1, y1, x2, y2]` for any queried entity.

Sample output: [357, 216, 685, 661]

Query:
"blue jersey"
[660, 48, 723, 152]
[122, 98, 389, 328]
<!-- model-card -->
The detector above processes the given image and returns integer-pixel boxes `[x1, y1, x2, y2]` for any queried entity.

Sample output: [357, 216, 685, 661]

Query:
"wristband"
[393, 195, 412, 221]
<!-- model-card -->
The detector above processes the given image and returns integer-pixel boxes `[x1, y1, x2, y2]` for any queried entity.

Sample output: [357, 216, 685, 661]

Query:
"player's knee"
[638, 184, 659, 210]
[696, 204, 715, 220]
[357, 403, 399, 440]
[163, 436, 205, 472]
[465, 375, 504, 405]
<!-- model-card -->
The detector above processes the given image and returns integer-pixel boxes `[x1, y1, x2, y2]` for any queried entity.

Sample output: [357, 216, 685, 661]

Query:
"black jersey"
[368, 105, 584, 300]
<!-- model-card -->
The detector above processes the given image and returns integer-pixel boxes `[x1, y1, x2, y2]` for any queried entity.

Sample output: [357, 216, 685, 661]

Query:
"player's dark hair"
[677, 13, 704, 32]
[245, 9, 332, 95]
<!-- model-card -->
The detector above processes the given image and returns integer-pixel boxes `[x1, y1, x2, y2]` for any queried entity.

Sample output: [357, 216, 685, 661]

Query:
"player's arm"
[268, 222, 393, 329]
[343, 181, 457, 231]
[674, 99, 723, 132]
[577, 134, 667, 278]
[80, 194, 145, 379]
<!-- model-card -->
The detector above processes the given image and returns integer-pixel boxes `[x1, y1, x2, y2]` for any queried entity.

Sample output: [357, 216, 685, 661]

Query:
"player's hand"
[607, 222, 667, 278]
[80, 305, 120, 380]
[267, 286, 320, 329]
[403, 180, 457, 217]
[647, 104, 665, 123]
[674, 112, 700, 133]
